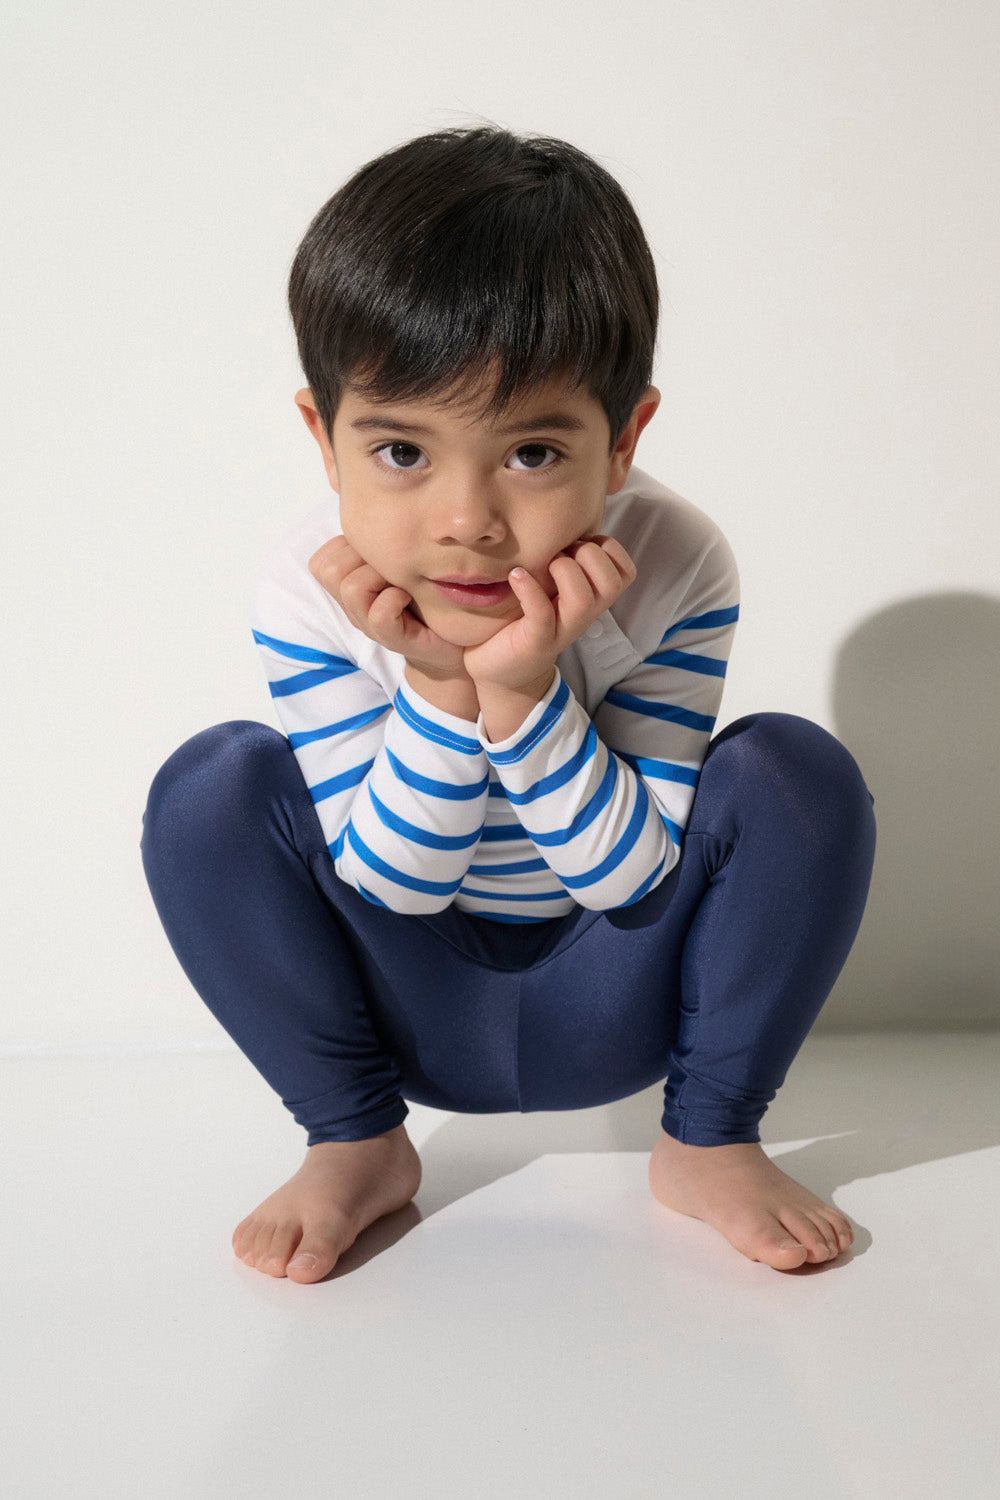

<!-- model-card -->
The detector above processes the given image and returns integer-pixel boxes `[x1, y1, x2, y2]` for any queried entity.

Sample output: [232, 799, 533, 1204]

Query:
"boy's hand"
[308, 535, 468, 677]
[462, 535, 637, 693]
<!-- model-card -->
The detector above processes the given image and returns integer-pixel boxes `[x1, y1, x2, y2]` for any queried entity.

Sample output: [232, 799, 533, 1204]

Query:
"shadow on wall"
[824, 590, 1000, 1032]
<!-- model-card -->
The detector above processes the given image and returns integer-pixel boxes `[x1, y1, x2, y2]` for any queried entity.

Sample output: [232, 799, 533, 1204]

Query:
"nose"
[428, 472, 507, 545]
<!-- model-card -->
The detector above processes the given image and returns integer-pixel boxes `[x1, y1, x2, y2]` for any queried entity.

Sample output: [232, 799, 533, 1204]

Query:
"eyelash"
[369, 442, 566, 476]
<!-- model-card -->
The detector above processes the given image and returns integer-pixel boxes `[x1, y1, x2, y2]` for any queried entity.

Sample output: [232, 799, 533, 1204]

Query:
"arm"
[471, 540, 739, 910]
[251, 552, 490, 915]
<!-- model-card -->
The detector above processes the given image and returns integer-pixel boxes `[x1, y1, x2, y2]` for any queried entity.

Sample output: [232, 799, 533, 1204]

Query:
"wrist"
[476, 669, 557, 744]
[403, 662, 480, 723]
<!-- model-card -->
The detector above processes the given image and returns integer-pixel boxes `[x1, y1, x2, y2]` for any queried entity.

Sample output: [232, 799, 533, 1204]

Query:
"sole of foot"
[648, 1132, 854, 1272]
[232, 1123, 422, 1284]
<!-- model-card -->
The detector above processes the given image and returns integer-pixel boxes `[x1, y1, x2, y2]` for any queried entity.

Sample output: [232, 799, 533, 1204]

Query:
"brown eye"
[509, 444, 561, 471]
[374, 442, 427, 471]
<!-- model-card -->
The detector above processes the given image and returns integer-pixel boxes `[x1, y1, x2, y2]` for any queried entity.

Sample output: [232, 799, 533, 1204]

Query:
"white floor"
[3, 1030, 999, 1500]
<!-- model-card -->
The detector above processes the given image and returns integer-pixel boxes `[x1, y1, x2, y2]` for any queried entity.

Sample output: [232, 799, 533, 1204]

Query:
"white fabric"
[249, 464, 740, 922]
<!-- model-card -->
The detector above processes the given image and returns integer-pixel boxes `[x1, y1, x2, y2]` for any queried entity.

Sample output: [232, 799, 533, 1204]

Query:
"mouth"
[430, 575, 514, 608]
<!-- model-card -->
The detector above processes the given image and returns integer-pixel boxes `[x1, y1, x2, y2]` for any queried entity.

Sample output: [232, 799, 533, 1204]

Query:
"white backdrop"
[3, 0, 998, 1048]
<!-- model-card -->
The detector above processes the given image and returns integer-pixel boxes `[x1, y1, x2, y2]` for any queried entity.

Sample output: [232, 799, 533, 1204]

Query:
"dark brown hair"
[288, 125, 659, 454]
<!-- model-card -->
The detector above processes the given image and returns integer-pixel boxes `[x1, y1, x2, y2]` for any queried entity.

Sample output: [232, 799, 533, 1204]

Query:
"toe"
[808, 1211, 844, 1258]
[231, 1219, 253, 1259]
[781, 1211, 837, 1262]
[248, 1222, 280, 1271]
[823, 1211, 854, 1252]
[734, 1213, 809, 1269]
[261, 1224, 302, 1278]
[286, 1224, 349, 1284]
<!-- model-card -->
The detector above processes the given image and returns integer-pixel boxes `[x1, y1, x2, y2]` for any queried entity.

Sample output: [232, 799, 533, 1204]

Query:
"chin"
[423, 609, 510, 649]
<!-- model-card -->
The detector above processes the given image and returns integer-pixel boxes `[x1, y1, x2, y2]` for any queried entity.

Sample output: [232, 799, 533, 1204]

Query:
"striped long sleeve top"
[249, 464, 740, 922]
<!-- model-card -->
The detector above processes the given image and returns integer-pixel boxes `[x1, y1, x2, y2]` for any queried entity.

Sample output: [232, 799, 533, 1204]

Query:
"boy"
[141, 126, 876, 1282]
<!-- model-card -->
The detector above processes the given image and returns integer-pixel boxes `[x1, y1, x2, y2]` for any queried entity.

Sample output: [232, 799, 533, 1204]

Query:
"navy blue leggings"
[140, 713, 876, 1147]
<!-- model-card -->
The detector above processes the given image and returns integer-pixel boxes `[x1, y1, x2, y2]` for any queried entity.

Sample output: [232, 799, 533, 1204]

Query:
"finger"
[339, 561, 392, 614]
[366, 584, 414, 640]
[566, 542, 636, 608]
[308, 534, 359, 586]
[508, 566, 557, 625]
[567, 535, 636, 586]
[548, 552, 601, 614]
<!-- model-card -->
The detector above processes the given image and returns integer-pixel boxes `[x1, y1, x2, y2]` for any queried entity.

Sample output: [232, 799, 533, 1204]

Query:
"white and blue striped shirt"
[250, 465, 739, 922]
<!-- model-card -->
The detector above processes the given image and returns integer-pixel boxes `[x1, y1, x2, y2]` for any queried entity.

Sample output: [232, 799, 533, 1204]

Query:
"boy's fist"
[308, 534, 467, 676]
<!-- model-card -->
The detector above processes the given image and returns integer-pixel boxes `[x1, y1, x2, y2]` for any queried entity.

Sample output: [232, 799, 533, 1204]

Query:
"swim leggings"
[140, 712, 876, 1147]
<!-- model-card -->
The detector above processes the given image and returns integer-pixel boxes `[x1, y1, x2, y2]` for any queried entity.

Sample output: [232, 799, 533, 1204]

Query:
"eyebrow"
[348, 411, 588, 437]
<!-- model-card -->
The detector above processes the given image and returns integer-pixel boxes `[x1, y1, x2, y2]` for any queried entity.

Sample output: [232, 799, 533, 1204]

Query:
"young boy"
[141, 126, 876, 1282]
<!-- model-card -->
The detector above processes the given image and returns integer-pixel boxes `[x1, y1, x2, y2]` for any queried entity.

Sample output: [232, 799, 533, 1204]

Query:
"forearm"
[335, 678, 490, 910]
[481, 669, 674, 909]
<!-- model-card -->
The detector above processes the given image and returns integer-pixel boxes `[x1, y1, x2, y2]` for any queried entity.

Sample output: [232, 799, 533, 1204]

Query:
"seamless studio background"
[3, 0, 998, 1051]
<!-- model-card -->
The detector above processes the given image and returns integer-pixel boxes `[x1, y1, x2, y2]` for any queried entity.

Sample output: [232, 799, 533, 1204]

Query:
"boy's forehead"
[341, 370, 601, 435]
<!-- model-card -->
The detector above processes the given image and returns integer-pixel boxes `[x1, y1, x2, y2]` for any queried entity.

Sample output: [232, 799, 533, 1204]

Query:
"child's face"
[296, 370, 658, 649]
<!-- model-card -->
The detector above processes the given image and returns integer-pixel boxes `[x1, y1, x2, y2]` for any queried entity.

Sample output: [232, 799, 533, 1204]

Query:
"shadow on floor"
[332, 1030, 999, 1277]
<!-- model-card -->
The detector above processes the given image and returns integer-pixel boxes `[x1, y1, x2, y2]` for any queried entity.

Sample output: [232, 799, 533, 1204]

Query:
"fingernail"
[511, 567, 526, 579]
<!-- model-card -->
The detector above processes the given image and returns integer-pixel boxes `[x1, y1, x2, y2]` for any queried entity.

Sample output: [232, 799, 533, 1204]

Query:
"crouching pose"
[141, 126, 876, 1281]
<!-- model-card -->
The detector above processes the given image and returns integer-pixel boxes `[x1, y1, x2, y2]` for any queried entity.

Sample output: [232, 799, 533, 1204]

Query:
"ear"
[607, 386, 661, 494]
[294, 388, 340, 493]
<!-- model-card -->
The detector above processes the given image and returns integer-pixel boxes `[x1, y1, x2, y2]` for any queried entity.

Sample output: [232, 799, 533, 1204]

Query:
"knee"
[141, 720, 288, 845]
[705, 712, 876, 839]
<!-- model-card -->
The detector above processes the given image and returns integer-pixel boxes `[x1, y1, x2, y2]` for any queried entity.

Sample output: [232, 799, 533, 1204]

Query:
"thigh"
[308, 862, 531, 1115]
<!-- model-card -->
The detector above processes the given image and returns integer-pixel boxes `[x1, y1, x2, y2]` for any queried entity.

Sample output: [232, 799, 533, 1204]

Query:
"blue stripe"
[394, 687, 483, 755]
[385, 746, 490, 801]
[603, 691, 716, 734]
[645, 648, 727, 678]
[289, 703, 391, 748]
[367, 784, 483, 851]
[614, 751, 700, 787]
[466, 857, 550, 875]
[529, 752, 617, 848]
[503, 723, 598, 805]
[310, 758, 374, 803]
[661, 811, 685, 845]
[479, 822, 529, 842]
[269, 664, 357, 698]
[485, 676, 568, 765]
[658, 604, 739, 644]
[252, 629, 358, 671]
[560, 776, 650, 889]
[345, 823, 463, 897]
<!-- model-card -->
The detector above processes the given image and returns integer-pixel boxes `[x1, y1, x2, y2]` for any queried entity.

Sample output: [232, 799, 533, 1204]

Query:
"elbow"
[595, 837, 682, 912]
[334, 855, 460, 917]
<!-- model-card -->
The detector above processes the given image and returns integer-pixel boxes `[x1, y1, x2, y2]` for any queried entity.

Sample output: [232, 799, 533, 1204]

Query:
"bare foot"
[232, 1123, 422, 1284]
[648, 1131, 854, 1272]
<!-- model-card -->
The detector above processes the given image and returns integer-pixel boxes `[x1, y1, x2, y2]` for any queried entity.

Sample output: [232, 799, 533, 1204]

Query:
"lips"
[433, 575, 508, 586]
[430, 575, 514, 608]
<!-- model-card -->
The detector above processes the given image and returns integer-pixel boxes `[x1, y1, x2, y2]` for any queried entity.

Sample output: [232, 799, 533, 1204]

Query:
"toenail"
[288, 1254, 317, 1270]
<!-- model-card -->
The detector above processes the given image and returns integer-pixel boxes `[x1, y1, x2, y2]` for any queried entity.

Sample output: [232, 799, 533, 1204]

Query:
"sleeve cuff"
[474, 668, 567, 759]
[394, 679, 485, 753]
